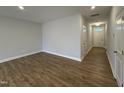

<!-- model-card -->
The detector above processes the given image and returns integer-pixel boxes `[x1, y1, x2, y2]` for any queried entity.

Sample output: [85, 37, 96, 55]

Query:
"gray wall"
[41, 14, 82, 61]
[0, 16, 42, 61]
[0, 14, 87, 62]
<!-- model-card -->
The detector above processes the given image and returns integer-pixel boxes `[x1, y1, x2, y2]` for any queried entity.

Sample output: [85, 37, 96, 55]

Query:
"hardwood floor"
[0, 47, 117, 87]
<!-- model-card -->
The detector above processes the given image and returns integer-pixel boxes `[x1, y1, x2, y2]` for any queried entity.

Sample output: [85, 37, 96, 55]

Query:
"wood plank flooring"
[0, 47, 117, 87]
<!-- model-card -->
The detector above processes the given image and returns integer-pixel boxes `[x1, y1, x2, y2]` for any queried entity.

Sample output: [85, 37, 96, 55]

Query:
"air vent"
[90, 13, 100, 17]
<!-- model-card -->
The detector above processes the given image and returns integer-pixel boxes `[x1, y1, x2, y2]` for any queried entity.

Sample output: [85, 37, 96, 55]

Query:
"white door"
[83, 26, 88, 56]
[122, 15, 124, 87]
[81, 25, 88, 59]
[115, 10, 124, 87]
[93, 25, 105, 47]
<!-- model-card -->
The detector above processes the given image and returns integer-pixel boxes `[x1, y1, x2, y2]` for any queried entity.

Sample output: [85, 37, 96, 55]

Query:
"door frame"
[81, 25, 88, 60]
[92, 24, 106, 48]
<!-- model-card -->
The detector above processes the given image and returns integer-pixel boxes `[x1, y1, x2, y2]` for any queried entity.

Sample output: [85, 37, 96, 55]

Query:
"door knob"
[114, 51, 117, 53]
[122, 50, 124, 55]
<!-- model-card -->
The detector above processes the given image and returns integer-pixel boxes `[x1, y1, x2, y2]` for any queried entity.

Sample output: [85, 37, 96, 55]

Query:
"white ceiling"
[0, 6, 111, 23]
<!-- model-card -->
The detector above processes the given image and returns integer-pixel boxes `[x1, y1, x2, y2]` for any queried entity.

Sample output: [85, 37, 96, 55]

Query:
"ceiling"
[0, 6, 111, 23]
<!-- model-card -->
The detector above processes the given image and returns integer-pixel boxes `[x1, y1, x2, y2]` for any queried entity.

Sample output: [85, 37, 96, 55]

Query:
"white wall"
[41, 14, 83, 61]
[107, 6, 122, 77]
[0, 14, 87, 63]
[0, 16, 42, 62]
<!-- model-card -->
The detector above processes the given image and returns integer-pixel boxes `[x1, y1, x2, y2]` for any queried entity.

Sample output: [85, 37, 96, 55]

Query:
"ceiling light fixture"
[91, 6, 95, 10]
[95, 23, 100, 26]
[18, 6, 24, 10]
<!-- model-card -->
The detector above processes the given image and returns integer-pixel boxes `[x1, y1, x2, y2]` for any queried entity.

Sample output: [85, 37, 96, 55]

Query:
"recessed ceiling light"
[96, 23, 100, 26]
[95, 23, 100, 26]
[18, 6, 24, 10]
[91, 6, 95, 10]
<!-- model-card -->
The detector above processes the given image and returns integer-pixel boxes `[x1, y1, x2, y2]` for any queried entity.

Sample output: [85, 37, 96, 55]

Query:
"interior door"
[83, 25, 88, 57]
[81, 25, 88, 59]
[122, 15, 124, 87]
[115, 10, 124, 87]
[93, 25, 105, 47]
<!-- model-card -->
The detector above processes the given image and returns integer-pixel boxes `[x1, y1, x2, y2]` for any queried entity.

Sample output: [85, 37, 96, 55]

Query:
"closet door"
[115, 10, 124, 87]
[81, 25, 88, 60]
[121, 12, 124, 87]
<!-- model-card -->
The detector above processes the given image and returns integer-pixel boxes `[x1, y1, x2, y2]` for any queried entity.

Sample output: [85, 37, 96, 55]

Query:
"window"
[95, 26, 104, 32]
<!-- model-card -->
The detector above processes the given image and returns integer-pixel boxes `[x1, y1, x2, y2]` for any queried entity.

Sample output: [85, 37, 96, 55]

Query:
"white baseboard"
[87, 47, 92, 54]
[116, 74, 122, 87]
[42, 50, 81, 62]
[0, 50, 81, 63]
[81, 47, 92, 61]
[106, 51, 122, 87]
[106, 51, 116, 79]
[0, 51, 41, 63]
[81, 56, 84, 61]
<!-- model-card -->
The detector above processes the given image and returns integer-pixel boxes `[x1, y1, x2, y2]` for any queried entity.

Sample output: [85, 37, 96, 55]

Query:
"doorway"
[92, 25, 105, 48]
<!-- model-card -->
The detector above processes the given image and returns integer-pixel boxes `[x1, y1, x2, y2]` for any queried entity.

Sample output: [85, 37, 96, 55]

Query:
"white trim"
[92, 45, 106, 49]
[0, 51, 41, 63]
[81, 56, 84, 61]
[87, 47, 92, 54]
[106, 51, 116, 79]
[81, 47, 92, 61]
[42, 50, 81, 62]
[0, 50, 81, 63]
[106, 51, 123, 87]
[116, 73, 122, 87]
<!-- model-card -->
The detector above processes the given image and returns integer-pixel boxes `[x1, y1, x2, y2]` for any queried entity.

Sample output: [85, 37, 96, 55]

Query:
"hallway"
[0, 47, 117, 87]
[80, 47, 117, 86]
